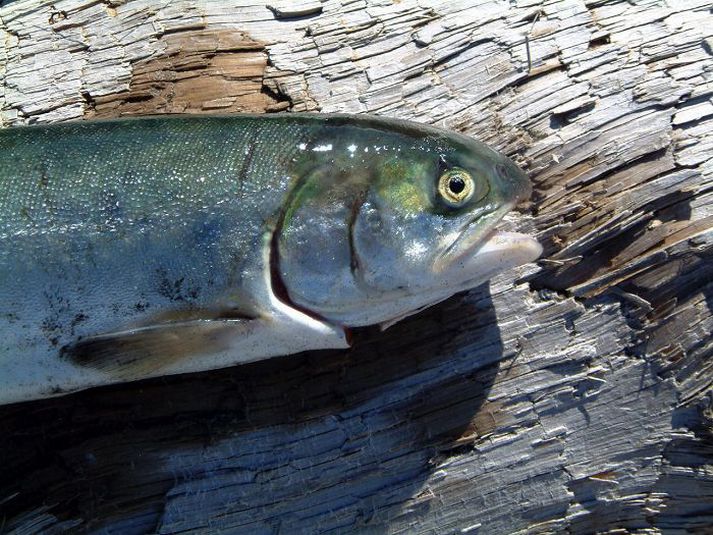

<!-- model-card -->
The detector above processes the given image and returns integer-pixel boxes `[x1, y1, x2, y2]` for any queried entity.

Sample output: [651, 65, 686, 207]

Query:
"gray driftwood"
[1, 1, 713, 533]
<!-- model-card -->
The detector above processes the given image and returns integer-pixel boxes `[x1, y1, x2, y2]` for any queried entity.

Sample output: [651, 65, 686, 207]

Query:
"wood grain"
[1, 0, 712, 533]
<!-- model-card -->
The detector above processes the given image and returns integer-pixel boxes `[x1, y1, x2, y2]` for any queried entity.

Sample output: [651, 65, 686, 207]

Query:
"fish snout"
[495, 159, 532, 205]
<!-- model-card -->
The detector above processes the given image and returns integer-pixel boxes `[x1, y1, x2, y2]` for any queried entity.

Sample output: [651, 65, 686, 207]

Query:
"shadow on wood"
[0, 286, 506, 533]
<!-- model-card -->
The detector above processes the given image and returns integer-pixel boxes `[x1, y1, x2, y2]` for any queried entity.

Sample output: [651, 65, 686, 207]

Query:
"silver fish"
[0, 114, 541, 404]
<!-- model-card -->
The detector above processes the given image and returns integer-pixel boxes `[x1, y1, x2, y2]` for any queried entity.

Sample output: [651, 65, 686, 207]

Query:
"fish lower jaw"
[306, 230, 542, 329]
[473, 231, 543, 266]
[436, 230, 542, 287]
[377, 231, 540, 330]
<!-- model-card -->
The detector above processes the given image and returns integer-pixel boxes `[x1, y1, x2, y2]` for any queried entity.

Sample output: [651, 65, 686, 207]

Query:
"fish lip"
[434, 205, 542, 274]
[468, 230, 543, 267]
[434, 204, 511, 272]
[444, 226, 498, 268]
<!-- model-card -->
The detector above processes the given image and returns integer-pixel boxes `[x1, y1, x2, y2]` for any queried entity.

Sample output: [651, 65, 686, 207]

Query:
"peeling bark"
[85, 29, 289, 117]
[1, 0, 712, 534]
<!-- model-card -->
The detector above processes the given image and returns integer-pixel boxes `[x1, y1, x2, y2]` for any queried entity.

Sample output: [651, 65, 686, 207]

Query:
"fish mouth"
[434, 206, 542, 278]
[466, 230, 542, 270]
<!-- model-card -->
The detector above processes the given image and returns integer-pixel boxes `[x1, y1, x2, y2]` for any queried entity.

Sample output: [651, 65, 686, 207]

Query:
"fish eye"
[448, 175, 466, 194]
[438, 168, 485, 207]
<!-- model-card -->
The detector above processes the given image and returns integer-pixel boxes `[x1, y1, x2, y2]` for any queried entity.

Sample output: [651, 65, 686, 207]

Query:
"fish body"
[0, 114, 540, 404]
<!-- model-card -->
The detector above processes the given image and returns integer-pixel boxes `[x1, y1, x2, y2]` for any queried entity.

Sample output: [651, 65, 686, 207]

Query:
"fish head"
[276, 117, 542, 327]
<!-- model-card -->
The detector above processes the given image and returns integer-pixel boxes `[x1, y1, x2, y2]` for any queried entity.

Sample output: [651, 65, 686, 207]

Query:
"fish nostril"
[495, 163, 510, 182]
[496, 161, 532, 203]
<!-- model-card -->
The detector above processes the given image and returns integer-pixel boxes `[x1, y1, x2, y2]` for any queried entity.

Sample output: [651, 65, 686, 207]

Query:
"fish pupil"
[448, 176, 465, 194]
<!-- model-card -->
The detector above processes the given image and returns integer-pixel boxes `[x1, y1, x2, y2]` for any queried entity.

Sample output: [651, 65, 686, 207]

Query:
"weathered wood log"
[1, 0, 712, 533]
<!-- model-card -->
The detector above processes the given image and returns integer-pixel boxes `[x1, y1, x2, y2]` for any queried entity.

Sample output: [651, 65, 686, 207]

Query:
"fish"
[0, 114, 541, 405]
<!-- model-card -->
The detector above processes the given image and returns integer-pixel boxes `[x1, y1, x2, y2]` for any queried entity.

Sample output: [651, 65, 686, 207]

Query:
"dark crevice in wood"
[549, 100, 596, 129]
[266, 4, 323, 21]
[430, 38, 494, 71]
[672, 93, 713, 128]
[529, 188, 697, 295]
[588, 34, 611, 49]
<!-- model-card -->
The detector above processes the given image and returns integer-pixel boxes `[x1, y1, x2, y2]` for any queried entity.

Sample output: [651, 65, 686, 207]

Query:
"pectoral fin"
[61, 299, 350, 382]
[62, 318, 252, 379]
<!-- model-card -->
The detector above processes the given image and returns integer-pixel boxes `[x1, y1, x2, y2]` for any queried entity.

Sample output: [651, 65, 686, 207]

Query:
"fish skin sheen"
[0, 114, 541, 404]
